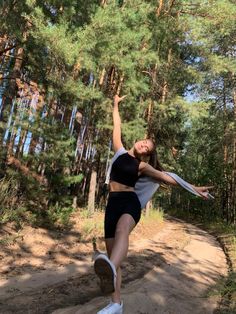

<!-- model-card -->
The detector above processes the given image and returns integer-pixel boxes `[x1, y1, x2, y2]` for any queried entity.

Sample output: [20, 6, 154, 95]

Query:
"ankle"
[110, 258, 119, 270]
[111, 297, 121, 304]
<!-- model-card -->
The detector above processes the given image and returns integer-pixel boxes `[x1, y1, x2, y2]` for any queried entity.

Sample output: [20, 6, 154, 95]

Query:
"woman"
[94, 95, 213, 314]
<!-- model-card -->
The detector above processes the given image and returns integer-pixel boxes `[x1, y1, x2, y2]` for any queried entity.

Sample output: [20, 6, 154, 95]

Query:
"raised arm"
[112, 95, 126, 152]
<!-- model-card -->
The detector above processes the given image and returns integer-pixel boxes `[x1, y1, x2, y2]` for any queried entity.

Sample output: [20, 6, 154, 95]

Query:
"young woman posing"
[94, 95, 213, 314]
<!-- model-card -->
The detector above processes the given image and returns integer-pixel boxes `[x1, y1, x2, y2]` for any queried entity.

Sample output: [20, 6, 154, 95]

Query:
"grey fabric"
[134, 176, 160, 209]
[105, 147, 214, 209]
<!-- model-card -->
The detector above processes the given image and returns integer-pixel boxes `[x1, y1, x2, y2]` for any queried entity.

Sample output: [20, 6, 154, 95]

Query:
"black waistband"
[109, 191, 136, 197]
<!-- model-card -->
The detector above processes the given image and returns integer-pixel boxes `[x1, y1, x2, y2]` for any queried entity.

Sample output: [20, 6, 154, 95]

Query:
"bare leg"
[105, 214, 136, 303]
[110, 213, 136, 268]
[105, 239, 122, 304]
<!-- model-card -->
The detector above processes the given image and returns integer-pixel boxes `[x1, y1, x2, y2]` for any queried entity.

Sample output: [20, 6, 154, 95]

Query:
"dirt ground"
[0, 215, 228, 314]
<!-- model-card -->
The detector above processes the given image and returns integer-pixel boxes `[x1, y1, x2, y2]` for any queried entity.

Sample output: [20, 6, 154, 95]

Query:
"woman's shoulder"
[112, 146, 127, 159]
[114, 146, 127, 153]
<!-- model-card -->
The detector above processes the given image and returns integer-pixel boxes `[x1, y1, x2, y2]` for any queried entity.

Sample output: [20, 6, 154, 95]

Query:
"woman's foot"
[94, 254, 117, 294]
[97, 301, 123, 314]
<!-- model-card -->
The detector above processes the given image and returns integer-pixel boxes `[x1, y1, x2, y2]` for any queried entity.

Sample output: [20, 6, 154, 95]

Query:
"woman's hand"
[193, 186, 214, 200]
[114, 94, 127, 105]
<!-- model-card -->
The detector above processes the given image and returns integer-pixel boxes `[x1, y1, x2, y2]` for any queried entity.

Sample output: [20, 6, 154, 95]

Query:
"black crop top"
[110, 152, 140, 187]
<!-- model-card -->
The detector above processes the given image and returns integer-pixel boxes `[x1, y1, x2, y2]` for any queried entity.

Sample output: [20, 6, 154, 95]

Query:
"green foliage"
[0, 175, 18, 211]
[141, 208, 164, 223]
[0, 7, 235, 311]
[47, 204, 75, 227]
[0, 0, 236, 229]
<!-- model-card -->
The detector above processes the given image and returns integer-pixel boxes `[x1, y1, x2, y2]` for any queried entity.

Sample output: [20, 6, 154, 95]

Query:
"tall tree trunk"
[62, 106, 72, 128]
[157, 0, 164, 16]
[161, 48, 172, 104]
[27, 92, 44, 157]
[0, 47, 24, 144]
[145, 63, 158, 216]
[116, 73, 124, 95]
[87, 168, 97, 215]
[231, 88, 236, 224]
[16, 129, 28, 157]
[99, 68, 106, 86]
[147, 100, 154, 137]
[223, 80, 229, 222]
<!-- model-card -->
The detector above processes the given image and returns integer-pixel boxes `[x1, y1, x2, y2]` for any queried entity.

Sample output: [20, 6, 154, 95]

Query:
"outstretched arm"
[112, 94, 126, 152]
[139, 162, 213, 199]
[140, 162, 178, 185]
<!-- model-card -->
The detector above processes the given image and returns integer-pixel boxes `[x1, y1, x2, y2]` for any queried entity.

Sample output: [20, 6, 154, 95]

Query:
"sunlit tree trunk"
[222, 80, 229, 222]
[162, 48, 172, 103]
[156, 0, 164, 16]
[0, 47, 24, 173]
[27, 89, 44, 157]
[0, 47, 23, 120]
[87, 167, 98, 215]
[231, 88, 236, 224]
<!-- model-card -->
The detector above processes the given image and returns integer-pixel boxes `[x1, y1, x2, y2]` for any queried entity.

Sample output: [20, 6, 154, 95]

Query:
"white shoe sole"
[94, 255, 116, 295]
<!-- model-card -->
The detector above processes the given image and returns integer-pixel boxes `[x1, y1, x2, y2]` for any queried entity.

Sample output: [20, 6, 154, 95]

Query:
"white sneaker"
[97, 301, 123, 314]
[94, 254, 117, 294]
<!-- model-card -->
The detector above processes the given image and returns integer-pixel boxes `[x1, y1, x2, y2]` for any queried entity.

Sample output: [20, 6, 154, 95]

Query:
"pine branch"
[7, 156, 48, 186]
[168, 0, 177, 12]
[179, 10, 214, 19]
[1, 53, 23, 61]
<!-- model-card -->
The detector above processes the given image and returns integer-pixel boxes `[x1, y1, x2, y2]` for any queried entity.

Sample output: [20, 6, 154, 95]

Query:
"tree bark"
[157, 0, 163, 16]
[99, 68, 106, 86]
[0, 47, 24, 144]
[231, 88, 236, 224]
[87, 168, 97, 215]
[161, 48, 172, 103]
[222, 79, 229, 222]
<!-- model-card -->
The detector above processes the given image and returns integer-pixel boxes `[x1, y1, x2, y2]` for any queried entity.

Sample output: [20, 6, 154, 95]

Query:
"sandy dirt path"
[52, 219, 227, 314]
[0, 218, 228, 313]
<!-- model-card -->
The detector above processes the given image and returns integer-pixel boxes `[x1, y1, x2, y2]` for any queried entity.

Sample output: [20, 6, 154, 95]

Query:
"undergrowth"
[79, 207, 164, 242]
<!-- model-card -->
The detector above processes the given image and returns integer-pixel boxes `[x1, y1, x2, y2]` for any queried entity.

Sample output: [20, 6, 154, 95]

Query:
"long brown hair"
[147, 139, 164, 171]
[148, 149, 164, 171]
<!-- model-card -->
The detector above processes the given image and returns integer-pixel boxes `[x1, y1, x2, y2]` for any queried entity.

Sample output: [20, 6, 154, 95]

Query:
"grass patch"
[78, 208, 164, 242]
[79, 210, 104, 241]
[0, 207, 31, 230]
[0, 233, 22, 246]
[209, 271, 236, 313]
[141, 208, 164, 223]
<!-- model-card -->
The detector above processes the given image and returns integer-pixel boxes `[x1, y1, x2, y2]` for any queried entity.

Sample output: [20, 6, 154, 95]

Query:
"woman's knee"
[115, 227, 129, 239]
[115, 214, 136, 236]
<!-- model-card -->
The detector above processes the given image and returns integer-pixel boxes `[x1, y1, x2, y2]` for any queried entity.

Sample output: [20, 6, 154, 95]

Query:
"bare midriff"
[109, 181, 134, 192]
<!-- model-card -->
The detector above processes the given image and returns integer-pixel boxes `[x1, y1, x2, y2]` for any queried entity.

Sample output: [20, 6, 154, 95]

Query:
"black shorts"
[104, 191, 141, 239]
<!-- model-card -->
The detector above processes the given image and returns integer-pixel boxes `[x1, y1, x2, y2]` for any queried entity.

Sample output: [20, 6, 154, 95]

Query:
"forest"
[0, 0, 235, 227]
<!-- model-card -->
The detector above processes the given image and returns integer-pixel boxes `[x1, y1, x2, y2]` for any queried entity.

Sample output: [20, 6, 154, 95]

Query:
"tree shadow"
[0, 219, 228, 314]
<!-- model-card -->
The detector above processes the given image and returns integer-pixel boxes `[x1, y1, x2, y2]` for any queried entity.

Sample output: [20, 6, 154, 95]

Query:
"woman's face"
[134, 139, 154, 156]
